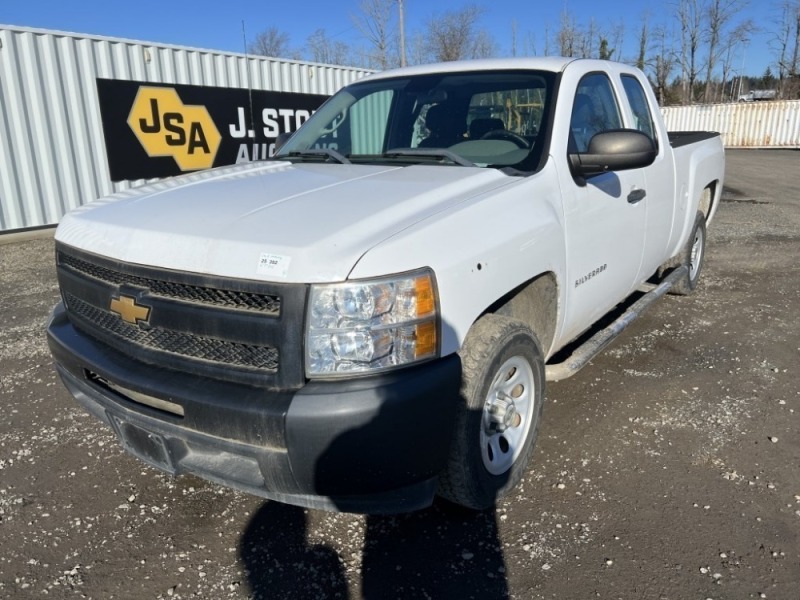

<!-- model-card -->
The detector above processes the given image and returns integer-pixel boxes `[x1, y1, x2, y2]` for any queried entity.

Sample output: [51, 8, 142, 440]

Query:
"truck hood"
[56, 161, 513, 282]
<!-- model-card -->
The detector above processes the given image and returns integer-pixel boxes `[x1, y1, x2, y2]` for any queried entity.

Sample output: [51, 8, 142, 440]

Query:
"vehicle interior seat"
[419, 104, 465, 148]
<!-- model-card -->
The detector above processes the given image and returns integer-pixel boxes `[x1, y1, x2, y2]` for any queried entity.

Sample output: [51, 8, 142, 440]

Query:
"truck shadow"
[239, 319, 510, 597]
[359, 501, 509, 599]
[239, 499, 509, 599]
[239, 502, 349, 599]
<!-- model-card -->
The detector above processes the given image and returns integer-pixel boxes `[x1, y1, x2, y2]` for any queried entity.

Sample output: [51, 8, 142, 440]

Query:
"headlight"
[305, 269, 439, 377]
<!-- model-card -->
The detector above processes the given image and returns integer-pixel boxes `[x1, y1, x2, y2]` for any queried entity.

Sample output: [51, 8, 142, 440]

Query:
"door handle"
[627, 188, 647, 204]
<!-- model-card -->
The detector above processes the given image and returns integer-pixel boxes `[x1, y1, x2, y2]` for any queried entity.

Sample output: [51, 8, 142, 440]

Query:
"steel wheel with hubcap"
[688, 220, 705, 282]
[670, 210, 707, 295]
[438, 314, 545, 510]
[480, 356, 536, 476]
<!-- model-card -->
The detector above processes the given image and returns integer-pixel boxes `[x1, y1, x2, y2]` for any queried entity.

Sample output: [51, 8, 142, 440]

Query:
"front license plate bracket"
[110, 415, 176, 475]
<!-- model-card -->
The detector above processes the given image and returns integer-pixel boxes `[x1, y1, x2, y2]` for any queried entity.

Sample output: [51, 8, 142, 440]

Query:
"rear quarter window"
[620, 75, 657, 146]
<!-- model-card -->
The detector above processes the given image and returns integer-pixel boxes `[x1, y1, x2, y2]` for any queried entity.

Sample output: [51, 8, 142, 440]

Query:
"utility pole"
[737, 47, 747, 99]
[399, 0, 407, 67]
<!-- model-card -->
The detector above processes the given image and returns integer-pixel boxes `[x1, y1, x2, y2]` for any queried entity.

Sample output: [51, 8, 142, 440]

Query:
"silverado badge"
[110, 295, 151, 325]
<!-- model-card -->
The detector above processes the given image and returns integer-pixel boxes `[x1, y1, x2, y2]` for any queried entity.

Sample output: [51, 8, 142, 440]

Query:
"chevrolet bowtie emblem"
[110, 295, 151, 325]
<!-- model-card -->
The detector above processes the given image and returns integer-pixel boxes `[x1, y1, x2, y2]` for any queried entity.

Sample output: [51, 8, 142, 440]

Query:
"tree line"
[247, 0, 800, 105]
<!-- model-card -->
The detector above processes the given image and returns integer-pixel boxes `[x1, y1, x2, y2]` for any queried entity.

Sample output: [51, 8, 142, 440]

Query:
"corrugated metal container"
[662, 100, 800, 148]
[0, 25, 372, 233]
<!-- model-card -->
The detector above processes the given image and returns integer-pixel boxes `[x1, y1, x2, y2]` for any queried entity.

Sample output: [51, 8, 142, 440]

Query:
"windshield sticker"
[257, 253, 292, 278]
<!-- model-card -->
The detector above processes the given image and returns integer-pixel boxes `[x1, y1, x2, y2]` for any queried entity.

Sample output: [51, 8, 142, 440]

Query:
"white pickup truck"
[47, 58, 724, 513]
[737, 89, 777, 102]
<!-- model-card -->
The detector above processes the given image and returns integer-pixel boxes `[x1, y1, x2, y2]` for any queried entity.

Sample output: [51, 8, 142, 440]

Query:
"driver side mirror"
[569, 129, 656, 184]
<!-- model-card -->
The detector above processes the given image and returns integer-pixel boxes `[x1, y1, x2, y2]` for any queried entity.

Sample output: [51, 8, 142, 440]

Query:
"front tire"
[438, 315, 545, 510]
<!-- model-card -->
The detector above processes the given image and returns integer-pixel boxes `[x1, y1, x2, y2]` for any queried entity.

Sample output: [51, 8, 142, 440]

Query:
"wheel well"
[700, 181, 717, 220]
[485, 272, 559, 357]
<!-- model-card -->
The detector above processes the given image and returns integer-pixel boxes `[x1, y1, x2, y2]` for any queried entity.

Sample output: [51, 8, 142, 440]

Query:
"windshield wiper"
[286, 149, 351, 164]
[383, 148, 475, 167]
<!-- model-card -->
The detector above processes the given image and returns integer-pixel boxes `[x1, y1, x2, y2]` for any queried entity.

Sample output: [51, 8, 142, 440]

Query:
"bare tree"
[524, 30, 538, 56]
[792, 3, 800, 79]
[553, 12, 624, 60]
[557, 10, 580, 57]
[676, 0, 704, 103]
[779, 0, 800, 97]
[353, 0, 397, 70]
[703, 0, 752, 102]
[579, 18, 597, 58]
[543, 24, 551, 56]
[719, 29, 740, 100]
[610, 20, 626, 60]
[511, 19, 518, 57]
[636, 17, 649, 70]
[651, 25, 677, 104]
[306, 29, 351, 65]
[421, 5, 497, 62]
[716, 20, 754, 100]
[772, 0, 796, 96]
[472, 30, 497, 58]
[785, 0, 800, 98]
[248, 26, 293, 58]
[407, 32, 428, 66]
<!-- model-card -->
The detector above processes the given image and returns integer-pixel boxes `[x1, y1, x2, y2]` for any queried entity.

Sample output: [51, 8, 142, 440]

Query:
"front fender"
[349, 165, 567, 356]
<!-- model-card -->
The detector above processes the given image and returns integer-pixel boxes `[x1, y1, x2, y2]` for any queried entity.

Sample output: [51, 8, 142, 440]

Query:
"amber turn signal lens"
[415, 321, 437, 358]
[414, 275, 436, 316]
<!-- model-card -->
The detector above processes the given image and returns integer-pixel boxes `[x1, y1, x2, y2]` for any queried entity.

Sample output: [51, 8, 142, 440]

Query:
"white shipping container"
[0, 25, 372, 233]
[662, 100, 800, 149]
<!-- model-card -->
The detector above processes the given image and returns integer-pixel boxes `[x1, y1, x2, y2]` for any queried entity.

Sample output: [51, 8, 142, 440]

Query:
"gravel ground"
[1, 149, 798, 599]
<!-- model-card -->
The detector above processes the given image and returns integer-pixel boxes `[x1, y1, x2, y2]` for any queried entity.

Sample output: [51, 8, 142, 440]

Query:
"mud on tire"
[438, 314, 545, 510]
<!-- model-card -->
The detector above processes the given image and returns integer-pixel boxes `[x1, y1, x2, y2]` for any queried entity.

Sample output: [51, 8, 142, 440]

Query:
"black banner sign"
[96, 78, 328, 181]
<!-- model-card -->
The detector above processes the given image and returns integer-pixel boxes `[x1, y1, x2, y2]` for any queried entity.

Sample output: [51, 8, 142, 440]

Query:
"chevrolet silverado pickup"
[47, 58, 725, 513]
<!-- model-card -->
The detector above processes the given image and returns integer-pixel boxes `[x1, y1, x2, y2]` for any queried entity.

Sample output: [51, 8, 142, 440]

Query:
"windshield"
[276, 70, 555, 172]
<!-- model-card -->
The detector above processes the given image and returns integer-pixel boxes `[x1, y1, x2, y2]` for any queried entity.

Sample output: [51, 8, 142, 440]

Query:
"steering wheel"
[480, 129, 530, 148]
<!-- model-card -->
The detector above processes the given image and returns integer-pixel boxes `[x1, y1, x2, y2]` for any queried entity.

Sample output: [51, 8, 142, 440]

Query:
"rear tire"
[657, 210, 706, 296]
[670, 211, 706, 295]
[438, 315, 545, 510]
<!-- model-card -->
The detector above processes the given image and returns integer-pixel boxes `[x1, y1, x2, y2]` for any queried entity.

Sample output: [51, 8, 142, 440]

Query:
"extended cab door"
[619, 74, 676, 281]
[556, 72, 648, 342]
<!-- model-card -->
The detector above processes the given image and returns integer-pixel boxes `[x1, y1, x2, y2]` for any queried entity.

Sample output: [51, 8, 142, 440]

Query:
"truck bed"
[668, 131, 721, 148]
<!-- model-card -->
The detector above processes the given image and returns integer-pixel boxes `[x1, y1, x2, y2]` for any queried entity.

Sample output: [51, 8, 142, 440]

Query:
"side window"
[621, 75, 657, 145]
[570, 73, 622, 153]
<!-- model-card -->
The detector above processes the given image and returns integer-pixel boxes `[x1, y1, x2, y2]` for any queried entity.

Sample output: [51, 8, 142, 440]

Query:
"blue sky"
[2, 0, 777, 77]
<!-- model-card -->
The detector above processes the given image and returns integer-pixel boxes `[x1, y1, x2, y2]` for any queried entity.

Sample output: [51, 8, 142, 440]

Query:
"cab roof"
[361, 57, 578, 82]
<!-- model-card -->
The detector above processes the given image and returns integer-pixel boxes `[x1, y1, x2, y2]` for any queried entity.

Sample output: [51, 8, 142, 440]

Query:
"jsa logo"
[127, 87, 221, 171]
